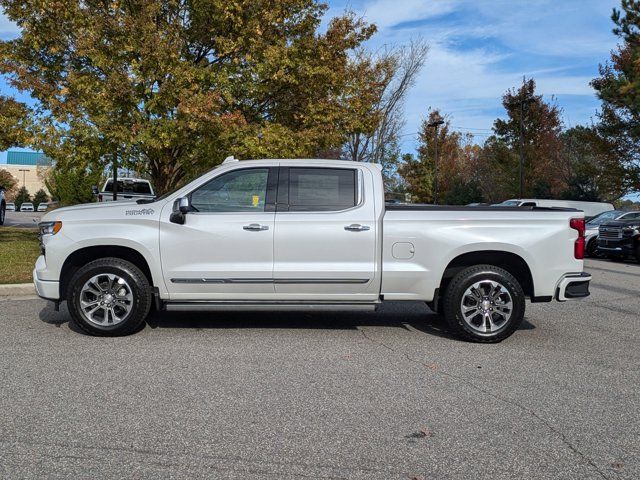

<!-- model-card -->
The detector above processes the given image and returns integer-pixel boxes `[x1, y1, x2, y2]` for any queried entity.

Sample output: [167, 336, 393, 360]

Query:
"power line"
[398, 129, 494, 138]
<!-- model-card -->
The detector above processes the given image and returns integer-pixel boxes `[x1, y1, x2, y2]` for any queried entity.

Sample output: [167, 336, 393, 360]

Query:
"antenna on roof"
[223, 156, 238, 164]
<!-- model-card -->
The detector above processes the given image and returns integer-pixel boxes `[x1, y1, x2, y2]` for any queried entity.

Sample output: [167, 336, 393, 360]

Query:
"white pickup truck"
[94, 177, 156, 203]
[34, 159, 591, 342]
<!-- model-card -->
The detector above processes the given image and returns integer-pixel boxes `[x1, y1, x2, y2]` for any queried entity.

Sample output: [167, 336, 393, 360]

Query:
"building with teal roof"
[6, 151, 53, 166]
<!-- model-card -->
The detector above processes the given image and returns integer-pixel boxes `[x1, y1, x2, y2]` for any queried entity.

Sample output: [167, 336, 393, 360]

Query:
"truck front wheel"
[66, 258, 152, 336]
[442, 265, 525, 343]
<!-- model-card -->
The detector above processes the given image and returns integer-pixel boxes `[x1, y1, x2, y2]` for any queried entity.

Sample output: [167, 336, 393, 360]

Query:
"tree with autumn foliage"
[0, 95, 31, 150]
[399, 110, 482, 204]
[559, 126, 637, 202]
[0, 168, 18, 200]
[490, 78, 566, 198]
[0, 0, 383, 194]
[591, 0, 640, 196]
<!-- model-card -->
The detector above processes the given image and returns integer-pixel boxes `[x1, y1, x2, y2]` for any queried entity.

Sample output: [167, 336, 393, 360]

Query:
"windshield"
[586, 210, 622, 226]
[104, 179, 153, 195]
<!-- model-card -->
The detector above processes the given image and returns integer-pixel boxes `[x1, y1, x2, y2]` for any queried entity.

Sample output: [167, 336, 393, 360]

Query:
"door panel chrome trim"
[171, 278, 272, 284]
[170, 278, 370, 284]
[274, 278, 369, 284]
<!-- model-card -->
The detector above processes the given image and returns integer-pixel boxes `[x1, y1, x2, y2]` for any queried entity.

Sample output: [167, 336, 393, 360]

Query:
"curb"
[0, 283, 36, 297]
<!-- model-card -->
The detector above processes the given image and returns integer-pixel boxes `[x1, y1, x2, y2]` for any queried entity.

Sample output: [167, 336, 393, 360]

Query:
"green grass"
[0, 227, 41, 284]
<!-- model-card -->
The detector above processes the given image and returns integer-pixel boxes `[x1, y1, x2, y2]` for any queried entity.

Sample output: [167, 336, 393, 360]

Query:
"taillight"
[570, 218, 585, 259]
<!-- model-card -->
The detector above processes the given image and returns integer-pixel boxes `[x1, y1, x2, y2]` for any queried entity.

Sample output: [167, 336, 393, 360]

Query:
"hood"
[600, 219, 640, 229]
[52, 200, 138, 214]
[41, 199, 164, 223]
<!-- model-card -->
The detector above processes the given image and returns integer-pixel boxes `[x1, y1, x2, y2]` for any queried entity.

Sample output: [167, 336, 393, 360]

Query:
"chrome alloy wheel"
[460, 280, 513, 334]
[79, 273, 134, 326]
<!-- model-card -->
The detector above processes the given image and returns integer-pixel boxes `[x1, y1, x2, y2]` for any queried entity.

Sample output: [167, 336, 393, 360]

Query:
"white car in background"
[495, 199, 614, 220]
[37, 203, 49, 212]
[6, 202, 16, 211]
[585, 210, 640, 257]
[20, 202, 34, 212]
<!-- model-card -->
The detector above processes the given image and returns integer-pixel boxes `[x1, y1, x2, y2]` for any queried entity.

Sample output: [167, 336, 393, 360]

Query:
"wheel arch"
[439, 250, 534, 299]
[60, 245, 155, 299]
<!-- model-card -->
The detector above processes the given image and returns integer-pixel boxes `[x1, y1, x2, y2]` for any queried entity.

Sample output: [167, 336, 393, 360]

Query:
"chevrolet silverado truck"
[34, 159, 591, 342]
[597, 216, 640, 262]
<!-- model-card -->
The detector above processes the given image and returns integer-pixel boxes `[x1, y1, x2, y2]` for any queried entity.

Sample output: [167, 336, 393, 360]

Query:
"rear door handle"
[344, 224, 370, 232]
[243, 224, 269, 231]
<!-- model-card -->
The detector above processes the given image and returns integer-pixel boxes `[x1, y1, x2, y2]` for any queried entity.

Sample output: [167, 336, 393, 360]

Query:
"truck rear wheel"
[442, 265, 525, 343]
[66, 258, 152, 336]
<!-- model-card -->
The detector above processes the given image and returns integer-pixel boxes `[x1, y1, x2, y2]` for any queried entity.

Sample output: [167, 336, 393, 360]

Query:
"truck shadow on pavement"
[39, 301, 536, 341]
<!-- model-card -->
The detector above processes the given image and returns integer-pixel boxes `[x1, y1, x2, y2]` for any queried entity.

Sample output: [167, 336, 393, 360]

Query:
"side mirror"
[170, 197, 190, 225]
[178, 196, 190, 214]
[91, 185, 99, 195]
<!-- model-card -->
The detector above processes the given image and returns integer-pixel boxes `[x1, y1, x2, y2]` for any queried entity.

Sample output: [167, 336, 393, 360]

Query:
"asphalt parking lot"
[0, 258, 638, 479]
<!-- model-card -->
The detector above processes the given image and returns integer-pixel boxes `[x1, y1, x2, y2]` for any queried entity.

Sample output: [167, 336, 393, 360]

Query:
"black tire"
[635, 244, 640, 264]
[66, 257, 152, 336]
[0, 202, 5, 225]
[442, 264, 525, 343]
[586, 238, 599, 258]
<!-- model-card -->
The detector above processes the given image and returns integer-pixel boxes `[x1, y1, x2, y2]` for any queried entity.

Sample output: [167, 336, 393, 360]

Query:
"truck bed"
[385, 204, 579, 213]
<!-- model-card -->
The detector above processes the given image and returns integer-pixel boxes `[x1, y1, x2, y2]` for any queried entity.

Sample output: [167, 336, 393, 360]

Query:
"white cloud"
[361, 0, 461, 29]
[326, 0, 619, 148]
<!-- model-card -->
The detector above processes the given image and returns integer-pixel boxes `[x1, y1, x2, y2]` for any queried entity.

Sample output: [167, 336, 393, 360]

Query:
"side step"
[164, 301, 378, 312]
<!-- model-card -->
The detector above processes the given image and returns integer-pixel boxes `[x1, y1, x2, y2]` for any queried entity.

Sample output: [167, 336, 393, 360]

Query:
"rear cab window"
[280, 167, 358, 212]
[104, 179, 153, 195]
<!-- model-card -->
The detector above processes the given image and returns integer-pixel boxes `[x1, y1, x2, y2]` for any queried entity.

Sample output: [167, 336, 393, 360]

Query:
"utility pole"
[519, 99, 524, 198]
[428, 118, 445, 204]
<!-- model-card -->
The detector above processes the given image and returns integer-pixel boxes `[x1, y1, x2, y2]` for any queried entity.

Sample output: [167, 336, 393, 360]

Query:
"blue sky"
[325, 0, 621, 150]
[0, 0, 624, 160]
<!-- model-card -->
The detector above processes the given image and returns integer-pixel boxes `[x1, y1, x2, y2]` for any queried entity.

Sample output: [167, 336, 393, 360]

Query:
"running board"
[163, 301, 378, 312]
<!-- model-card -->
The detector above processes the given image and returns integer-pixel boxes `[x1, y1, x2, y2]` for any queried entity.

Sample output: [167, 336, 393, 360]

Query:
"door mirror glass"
[178, 197, 190, 214]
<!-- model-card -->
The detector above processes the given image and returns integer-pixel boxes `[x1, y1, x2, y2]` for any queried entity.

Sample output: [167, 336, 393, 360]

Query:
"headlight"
[39, 221, 62, 236]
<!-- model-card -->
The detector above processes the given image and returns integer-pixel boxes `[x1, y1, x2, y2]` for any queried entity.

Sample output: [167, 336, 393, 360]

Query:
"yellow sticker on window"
[252, 195, 260, 207]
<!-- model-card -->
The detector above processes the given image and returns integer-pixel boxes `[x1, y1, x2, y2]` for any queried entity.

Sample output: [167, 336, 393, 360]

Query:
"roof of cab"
[219, 158, 381, 169]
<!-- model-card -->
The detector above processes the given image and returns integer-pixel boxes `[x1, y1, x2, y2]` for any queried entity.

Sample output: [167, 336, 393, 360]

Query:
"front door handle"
[243, 223, 269, 231]
[344, 224, 370, 232]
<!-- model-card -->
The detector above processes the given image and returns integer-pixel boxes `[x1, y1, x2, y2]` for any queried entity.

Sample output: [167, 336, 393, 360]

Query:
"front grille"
[599, 227, 622, 239]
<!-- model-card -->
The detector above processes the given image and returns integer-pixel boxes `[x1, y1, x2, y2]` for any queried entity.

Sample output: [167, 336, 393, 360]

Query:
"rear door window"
[286, 168, 357, 212]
